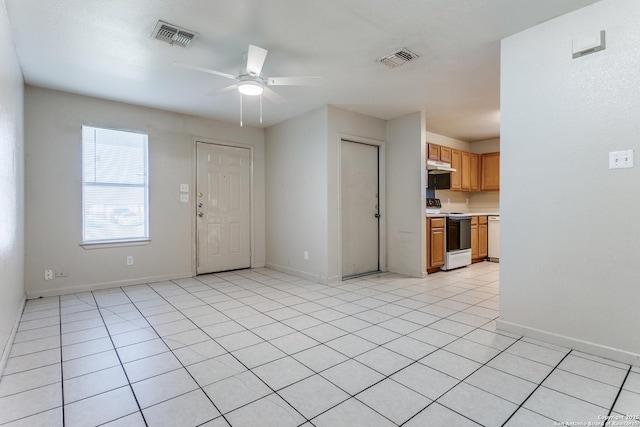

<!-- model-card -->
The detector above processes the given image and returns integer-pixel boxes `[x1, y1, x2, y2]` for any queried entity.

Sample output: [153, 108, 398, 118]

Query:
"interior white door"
[196, 142, 251, 274]
[341, 140, 380, 278]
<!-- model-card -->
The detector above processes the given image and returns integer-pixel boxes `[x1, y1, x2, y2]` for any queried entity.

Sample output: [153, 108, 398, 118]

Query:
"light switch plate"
[180, 184, 189, 193]
[609, 150, 634, 169]
[180, 194, 189, 203]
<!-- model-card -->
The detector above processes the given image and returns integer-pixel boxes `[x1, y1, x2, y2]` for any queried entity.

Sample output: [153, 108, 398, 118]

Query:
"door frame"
[192, 137, 255, 275]
[338, 134, 386, 279]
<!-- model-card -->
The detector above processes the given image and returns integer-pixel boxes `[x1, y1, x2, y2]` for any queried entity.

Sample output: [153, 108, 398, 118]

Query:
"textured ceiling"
[5, 0, 601, 141]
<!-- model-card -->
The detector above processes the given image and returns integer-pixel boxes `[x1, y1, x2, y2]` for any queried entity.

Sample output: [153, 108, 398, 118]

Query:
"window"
[82, 126, 149, 244]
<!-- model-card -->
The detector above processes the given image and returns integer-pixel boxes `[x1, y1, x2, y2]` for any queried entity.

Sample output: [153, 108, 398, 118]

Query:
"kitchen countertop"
[426, 212, 499, 217]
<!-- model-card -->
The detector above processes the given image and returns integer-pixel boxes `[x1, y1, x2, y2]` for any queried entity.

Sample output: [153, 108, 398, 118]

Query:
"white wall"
[24, 87, 265, 297]
[499, 0, 640, 364]
[387, 112, 425, 277]
[0, 0, 25, 373]
[265, 106, 386, 283]
[265, 107, 329, 281]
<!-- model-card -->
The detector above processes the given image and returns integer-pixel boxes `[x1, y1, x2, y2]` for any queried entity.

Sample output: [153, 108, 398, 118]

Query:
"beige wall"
[24, 87, 265, 297]
[387, 112, 426, 276]
[0, 1, 25, 373]
[265, 106, 387, 282]
[499, 0, 640, 364]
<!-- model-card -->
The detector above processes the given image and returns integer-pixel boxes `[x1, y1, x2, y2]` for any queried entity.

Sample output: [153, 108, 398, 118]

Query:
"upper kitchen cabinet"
[481, 152, 500, 191]
[470, 153, 479, 191]
[450, 149, 462, 190]
[427, 143, 452, 163]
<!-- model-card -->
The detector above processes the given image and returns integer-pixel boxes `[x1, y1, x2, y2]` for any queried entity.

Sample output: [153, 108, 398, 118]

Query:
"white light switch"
[180, 184, 189, 193]
[609, 150, 634, 169]
[180, 194, 189, 203]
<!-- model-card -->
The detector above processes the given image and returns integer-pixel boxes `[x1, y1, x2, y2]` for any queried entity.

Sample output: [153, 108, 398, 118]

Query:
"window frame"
[81, 125, 150, 246]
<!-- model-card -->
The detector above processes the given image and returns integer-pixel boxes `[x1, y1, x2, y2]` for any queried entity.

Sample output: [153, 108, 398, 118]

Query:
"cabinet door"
[470, 153, 479, 191]
[481, 152, 500, 191]
[430, 227, 445, 268]
[428, 143, 440, 161]
[471, 223, 479, 260]
[450, 149, 462, 190]
[440, 146, 452, 163]
[479, 222, 488, 259]
[461, 151, 471, 190]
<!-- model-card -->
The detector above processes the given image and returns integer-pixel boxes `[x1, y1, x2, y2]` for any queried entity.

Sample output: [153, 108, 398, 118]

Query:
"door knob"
[198, 202, 203, 208]
[198, 212, 204, 217]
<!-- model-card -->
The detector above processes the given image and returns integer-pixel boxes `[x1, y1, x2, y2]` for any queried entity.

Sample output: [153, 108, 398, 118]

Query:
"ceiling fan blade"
[266, 76, 322, 86]
[246, 45, 268, 76]
[173, 61, 237, 80]
[206, 84, 238, 96]
[262, 87, 286, 105]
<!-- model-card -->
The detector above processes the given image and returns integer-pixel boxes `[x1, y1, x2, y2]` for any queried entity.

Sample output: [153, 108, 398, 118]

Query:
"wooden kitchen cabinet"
[440, 146, 452, 163]
[481, 152, 500, 191]
[427, 143, 440, 161]
[461, 151, 471, 190]
[427, 217, 445, 272]
[450, 149, 462, 190]
[471, 216, 479, 261]
[470, 153, 479, 191]
[478, 216, 488, 259]
[471, 215, 488, 263]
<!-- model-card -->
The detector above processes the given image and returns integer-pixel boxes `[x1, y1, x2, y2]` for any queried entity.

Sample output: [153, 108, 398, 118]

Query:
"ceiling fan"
[175, 44, 321, 126]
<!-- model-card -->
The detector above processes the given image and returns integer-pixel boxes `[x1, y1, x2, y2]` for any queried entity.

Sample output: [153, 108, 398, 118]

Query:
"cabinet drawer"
[471, 216, 478, 225]
[430, 217, 445, 228]
[479, 216, 488, 224]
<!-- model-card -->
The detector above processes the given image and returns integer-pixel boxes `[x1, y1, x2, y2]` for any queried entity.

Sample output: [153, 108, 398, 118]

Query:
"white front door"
[341, 140, 380, 278]
[196, 142, 251, 274]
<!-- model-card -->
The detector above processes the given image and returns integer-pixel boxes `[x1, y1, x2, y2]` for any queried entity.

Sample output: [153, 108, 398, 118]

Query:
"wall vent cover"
[377, 48, 419, 68]
[152, 21, 198, 47]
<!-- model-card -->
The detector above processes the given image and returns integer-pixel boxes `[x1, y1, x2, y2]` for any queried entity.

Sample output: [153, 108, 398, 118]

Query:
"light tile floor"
[1, 262, 639, 426]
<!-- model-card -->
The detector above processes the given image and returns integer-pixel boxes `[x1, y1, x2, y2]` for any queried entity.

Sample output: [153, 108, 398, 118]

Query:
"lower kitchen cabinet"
[471, 215, 488, 263]
[427, 217, 445, 272]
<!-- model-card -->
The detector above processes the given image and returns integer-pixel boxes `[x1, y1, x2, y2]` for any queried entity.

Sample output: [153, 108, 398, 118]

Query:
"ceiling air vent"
[377, 48, 419, 68]
[152, 21, 198, 47]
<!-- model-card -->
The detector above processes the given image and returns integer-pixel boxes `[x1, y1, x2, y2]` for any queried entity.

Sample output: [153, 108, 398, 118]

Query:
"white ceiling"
[4, 0, 600, 141]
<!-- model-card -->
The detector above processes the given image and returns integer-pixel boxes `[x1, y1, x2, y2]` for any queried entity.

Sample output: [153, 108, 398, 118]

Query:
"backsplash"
[434, 190, 499, 213]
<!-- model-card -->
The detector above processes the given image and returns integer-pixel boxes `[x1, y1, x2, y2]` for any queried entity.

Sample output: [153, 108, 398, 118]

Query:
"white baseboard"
[26, 272, 195, 299]
[0, 294, 26, 378]
[497, 319, 640, 367]
[265, 262, 330, 284]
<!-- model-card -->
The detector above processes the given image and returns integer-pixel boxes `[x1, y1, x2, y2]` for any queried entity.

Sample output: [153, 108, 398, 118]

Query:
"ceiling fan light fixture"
[238, 80, 264, 96]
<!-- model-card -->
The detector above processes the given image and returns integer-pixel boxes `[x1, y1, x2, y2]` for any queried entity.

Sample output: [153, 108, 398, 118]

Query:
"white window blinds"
[82, 126, 149, 243]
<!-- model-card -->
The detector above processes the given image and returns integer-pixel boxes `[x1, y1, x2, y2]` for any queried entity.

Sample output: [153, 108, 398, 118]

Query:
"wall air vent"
[377, 48, 419, 68]
[152, 21, 198, 47]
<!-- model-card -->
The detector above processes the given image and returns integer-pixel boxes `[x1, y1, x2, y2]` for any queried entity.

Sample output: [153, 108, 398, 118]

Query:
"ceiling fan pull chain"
[260, 94, 263, 124]
[240, 94, 243, 127]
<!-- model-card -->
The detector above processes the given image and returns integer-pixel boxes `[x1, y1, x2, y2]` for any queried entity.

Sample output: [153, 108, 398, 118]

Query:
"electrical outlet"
[180, 194, 189, 203]
[126, 256, 134, 266]
[44, 269, 53, 280]
[180, 183, 189, 192]
[304, 251, 309, 260]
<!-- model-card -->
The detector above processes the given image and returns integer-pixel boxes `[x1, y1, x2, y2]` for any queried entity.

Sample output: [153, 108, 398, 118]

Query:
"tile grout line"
[58, 296, 65, 427]
[605, 365, 632, 420]
[499, 349, 573, 426]
[88, 291, 149, 427]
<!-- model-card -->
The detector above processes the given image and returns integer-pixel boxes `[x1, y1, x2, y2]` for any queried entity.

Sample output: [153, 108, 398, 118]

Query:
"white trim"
[192, 137, 255, 274]
[0, 295, 26, 378]
[496, 319, 640, 367]
[265, 262, 331, 285]
[80, 239, 151, 249]
[26, 272, 194, 299]
[337, 133, 387, 280]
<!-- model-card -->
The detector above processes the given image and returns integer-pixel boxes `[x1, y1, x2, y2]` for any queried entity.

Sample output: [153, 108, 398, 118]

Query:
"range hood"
[427, 159, 456, 174]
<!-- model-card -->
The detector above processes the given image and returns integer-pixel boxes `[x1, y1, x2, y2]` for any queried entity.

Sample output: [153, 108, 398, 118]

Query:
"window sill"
[81, 239, 151, 250]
